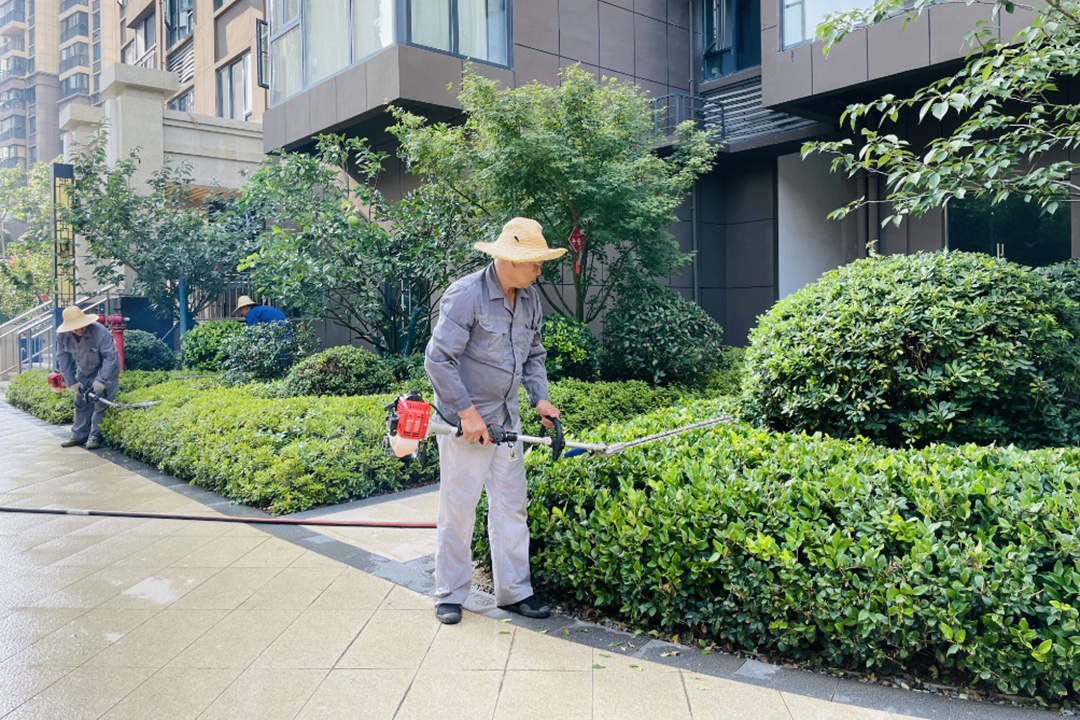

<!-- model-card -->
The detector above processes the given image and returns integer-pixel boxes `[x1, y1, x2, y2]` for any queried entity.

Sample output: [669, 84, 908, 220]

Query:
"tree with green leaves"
[0, 160, 60, 321]
[389, 64, 717, 323]
[239, 134, 481, 356]
[67, 132, 261, 324]
[805, 0, 1080, 228]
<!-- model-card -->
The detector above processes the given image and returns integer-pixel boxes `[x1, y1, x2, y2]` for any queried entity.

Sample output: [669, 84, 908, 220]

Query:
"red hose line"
[0, 505, 436, 528]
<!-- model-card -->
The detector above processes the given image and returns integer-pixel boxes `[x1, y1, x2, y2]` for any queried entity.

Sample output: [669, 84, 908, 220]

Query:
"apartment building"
[255, 1, 1080, 341]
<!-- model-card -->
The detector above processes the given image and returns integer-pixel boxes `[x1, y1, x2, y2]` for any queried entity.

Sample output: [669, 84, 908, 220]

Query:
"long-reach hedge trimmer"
[47, 372, 159, 409]
[385, 391, 730, 461]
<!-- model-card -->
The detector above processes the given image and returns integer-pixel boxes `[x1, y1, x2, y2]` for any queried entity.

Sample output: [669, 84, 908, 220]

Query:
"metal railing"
[59, 0, 85, 12]
[59, 23, 89, 43]
[59, 53, 89, 73]
[0, 8, 25, 28]
[653, 92, 725, 142]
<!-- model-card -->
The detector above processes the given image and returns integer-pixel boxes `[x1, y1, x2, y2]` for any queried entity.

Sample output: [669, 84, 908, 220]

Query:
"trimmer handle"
[540, 416, 565, 462]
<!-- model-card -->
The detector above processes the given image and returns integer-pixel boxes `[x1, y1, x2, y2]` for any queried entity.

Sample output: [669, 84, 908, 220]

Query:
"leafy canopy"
[389, 64, 717, 323]
[239, 134, 481, 356]
[805, 0, 1080, 227]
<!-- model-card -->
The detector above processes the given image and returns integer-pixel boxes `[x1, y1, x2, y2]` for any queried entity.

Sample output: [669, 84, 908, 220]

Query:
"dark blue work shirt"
[245, 305, 286, 325]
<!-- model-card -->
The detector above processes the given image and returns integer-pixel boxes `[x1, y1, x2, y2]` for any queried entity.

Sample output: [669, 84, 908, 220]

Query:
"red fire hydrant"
[99, 314, 127, 372]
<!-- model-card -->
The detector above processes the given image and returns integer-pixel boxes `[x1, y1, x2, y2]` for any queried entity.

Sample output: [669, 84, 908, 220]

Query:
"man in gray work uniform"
[56, 305, 120, 450]
[425, 217, 566, 625]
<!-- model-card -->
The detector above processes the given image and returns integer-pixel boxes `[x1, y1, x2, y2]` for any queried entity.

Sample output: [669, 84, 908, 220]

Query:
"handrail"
[0, 299, 51, 338]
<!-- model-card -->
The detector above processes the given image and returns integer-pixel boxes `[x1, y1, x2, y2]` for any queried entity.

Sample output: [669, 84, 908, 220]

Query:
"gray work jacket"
[425, 263, 549, 430]
[58, 322, 120, 389]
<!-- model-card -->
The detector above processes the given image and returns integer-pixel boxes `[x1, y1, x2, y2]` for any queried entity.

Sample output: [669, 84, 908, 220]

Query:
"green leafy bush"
[517, 378, 687, 437]
[122, 329, 175, 371]
[743, 252, 1080, 448]
[477, 397, 1080, 702]
[1036, 258, 1080, 310]
[282, 345, 394, 397]
[599, 282, 725, 387]
[385, 352, 432, 396]
[541, 314, 599, 381]
[98, 379, 437, 514]
[181, 320, 245, 371]
[221, 321, 317, 382]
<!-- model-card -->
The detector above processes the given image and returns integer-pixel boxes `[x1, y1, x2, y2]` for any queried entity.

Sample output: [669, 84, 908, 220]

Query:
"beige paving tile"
[506, 625, 594, 671]
[395, 668, 502, 720]
[2, 666, 155, 720]
[168, 609, 298, 669]
[230, 537, 306, 567]
[307, 567, 394, 611]
[0, 608, 87, 661]
[30, 564, 160, 609]
[17, 535, 113, 565]
[230, 567, 341, 611]
[379, 583, 434, 610]
[288, 547, 349, 568]
[196, 667, 326, 720]
[85, 609, 229, 668]
[0, 663, 73, 716]
[101, 567, 220, 609]
[51, 534, 154, 567]
[687, 674, 793, 720]
[594, 665, 693, 720]
[295, 668, 413, 720]
[8, 608, 155, 667]
[493, 670, 592, 720]
[592, 648, 678, 674]
[169, 535, 267, 567]
[314, 526, 435, 563]
[167, 566, 282, 610]
[100, 666, 241, 720]
[337, 609, 438, 669]
[112, 534, 219, 568]
[422, 620, 514, 670]
[781, 691, 896, 720]
[253, 610, 372, 669]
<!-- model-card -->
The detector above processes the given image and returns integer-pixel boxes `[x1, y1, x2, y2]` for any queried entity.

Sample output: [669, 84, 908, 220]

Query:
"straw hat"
[232, 295, 257, 316]
[474, 218, 568, 263]
[57, 305, 98, 333]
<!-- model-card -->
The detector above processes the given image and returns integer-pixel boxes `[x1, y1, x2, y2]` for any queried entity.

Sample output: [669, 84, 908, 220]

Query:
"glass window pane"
[270, 26, 301, 103]
[303, 0, 349, 85]
[458, 0, 506, 64]
[411, 0, 451, 52]
[782, 0, 875, 47]
[352, 0, 393, 61]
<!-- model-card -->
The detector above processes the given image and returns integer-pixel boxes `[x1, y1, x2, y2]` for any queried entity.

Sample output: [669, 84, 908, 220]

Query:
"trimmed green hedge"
[517, 378, 688, 437]
[98, 379, 436, 514]
[477, 398, 1080, 702]
[5, 369, 198, 424]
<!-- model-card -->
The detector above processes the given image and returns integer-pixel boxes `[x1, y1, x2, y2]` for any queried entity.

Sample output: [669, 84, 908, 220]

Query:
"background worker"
[232, 295, 286, 325]
[56, 305, 119, 450]
[425, 217, 565, 625]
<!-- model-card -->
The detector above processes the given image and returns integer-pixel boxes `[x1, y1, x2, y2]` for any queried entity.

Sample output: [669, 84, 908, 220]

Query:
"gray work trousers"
[71, 384, 117, 441]
[435, 433, 533, 607]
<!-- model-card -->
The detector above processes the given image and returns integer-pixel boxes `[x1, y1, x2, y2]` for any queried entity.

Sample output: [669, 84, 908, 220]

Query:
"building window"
[353, 0, 393, 62]
[0, 116, 26, 141]
[303, 0, 349, 86]
[948, 196, 1071, 268]
[0, 0, 26, 26]
[27, 115, 34, 135]
[782, 0, 875, 48]
[168, 87, 194, 111]
[255, 18, 269, 88]
[217, 52, 251, 120]
[59, 72, 89, 98]
[409, 0, 507, 65]
[134, 10, 154, 57]
[59, 40, 90, 73]
[28, 146, 35, 164]
[59, 11, 89, 42]
[703, 0, 760, 79]
[165, 0, 193, 47]
[271, 0, 298, 28]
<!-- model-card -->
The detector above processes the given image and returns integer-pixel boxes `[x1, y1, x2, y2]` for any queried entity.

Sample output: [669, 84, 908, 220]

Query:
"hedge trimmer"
[47, 372, 160, 409]
[385, 391, 731, 461]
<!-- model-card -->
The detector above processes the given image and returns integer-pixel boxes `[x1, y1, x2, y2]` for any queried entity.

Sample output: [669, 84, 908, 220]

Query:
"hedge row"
[5, 369, 197, 424]
[477, 398, 1080, 702]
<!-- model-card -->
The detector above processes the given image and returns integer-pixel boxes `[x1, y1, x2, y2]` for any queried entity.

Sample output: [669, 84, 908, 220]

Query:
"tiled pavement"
[0, 399, 1066, 719]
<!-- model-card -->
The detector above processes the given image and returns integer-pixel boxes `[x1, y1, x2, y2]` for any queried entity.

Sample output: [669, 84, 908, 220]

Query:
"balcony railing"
[0, 7, 25, 28]
[0, 37, 24, 54]
[0, 126, 25, 141]
[0, 155, 24, 168]
[59, 53, 89, 73]
[0, 98, 24, 110]
[135, 46, 156, 69]
[59, 23, 89, 43]
[59, 0, 85, 12]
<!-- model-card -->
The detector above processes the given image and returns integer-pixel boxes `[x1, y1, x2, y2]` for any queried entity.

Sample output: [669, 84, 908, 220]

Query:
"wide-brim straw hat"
[232, 295, 257, 316]
[57, 305, 98, 333]
[474, 217, 568, 263]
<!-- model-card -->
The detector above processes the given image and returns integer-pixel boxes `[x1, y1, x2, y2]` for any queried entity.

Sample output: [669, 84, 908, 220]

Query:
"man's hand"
[535, 399, 560, 429]
[92, 381, 105, 395]
[458, 406, 490, 445]
[69, 382, 83, 395]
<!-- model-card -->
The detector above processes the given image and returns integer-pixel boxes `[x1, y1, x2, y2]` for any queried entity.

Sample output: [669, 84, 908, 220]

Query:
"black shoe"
[435, 603, 462, 625]
[85, 437, 102, 450]
[498, 595, 551, 619]
[60, 436, 86, 448]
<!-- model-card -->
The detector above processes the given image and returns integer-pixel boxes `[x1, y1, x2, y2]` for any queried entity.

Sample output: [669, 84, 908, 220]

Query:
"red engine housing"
[395, 396, 431, 440]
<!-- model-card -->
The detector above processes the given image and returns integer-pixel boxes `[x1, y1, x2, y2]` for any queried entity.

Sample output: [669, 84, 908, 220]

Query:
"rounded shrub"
[282, 344, 394, 397]
[221, 321, 317, 381]
[122, 329, 175, 371]
[743, 251, 1080, 448]
[181, 320, 245, 371]
[1036, 258, 1080, 309]
[599, 282, 725, 387]
[541, 314, 598, 381]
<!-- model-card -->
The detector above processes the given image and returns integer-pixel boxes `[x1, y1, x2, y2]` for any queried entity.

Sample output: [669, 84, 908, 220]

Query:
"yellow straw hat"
[474, 217, 568, 263]
[57, 305, 98, 333]
[232, 295, 257, 316]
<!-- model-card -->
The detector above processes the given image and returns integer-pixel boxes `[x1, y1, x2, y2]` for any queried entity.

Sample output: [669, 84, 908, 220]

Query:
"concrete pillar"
[100, 63, 179, 187]
[59, 103, 105, 163]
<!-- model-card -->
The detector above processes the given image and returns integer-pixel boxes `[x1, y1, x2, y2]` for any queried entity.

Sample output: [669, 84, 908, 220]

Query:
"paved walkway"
[0, 399, 1064, 719]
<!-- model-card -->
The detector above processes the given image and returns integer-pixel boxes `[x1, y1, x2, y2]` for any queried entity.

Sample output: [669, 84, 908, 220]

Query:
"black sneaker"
[498, 595, 551, 619]
[60, 436, 86, 448]
[85, 437, 102, 450]
[435, 603, 462, 625]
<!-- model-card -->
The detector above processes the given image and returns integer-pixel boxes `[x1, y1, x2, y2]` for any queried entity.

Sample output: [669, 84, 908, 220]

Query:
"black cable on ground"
[0, 505, 436, 528]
